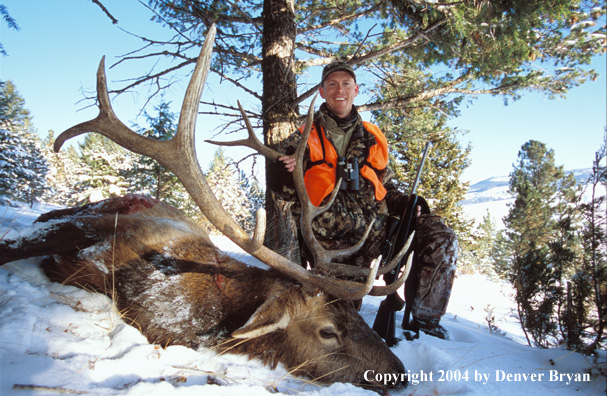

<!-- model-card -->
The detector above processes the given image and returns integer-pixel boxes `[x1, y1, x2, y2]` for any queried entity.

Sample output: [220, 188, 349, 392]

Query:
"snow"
[1, 201, 605, 396]
[459, 168, 596, 229]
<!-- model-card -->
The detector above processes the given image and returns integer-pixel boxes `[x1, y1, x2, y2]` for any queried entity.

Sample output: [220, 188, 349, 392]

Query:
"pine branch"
[297, 3, 382, 34]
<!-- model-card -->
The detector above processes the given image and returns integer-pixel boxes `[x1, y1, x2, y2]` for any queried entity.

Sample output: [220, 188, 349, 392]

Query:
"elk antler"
[208, 79, 414, 295]
[55, 24, 410, 300]
[207, 96, 378, 269]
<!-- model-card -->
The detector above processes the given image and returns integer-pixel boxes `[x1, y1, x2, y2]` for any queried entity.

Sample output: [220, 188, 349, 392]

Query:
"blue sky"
[1, 0, 605, 185]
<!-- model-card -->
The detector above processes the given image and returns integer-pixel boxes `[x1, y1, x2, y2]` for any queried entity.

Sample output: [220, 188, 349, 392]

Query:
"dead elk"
[0, 23, 414, 390]
[0, 194, 407, 390]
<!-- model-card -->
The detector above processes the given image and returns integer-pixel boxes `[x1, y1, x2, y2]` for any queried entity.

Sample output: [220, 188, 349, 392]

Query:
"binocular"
[336, 157, 360, 191]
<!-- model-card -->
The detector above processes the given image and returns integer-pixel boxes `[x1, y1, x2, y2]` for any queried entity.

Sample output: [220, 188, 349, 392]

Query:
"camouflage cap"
[321, 61, 356, 85]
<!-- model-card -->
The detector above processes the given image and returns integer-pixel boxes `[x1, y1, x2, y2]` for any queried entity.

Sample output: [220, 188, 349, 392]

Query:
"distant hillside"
[459, 168, 594, 229]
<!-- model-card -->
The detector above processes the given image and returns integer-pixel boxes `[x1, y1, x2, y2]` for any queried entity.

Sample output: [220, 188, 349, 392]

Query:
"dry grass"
[1, 204, 23, 241]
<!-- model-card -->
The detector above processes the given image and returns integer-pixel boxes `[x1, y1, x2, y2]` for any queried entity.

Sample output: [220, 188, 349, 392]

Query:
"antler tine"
[368, 249, 413, 296]
[318, 232, 415, 297]
[314, 230, 415, 278]
[308, 231, 416, 297]
[53, 55, 165, 157]
[54, 24, 378, 301]
[205, 101, 283, 161]
[369, 231, 415, 296]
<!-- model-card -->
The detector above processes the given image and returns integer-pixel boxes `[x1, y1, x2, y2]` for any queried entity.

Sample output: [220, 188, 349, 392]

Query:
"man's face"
[319, 71, 359, 119]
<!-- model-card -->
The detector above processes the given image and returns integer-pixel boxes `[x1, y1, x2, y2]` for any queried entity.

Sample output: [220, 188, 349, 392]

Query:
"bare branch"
[90, 0, 118, 24]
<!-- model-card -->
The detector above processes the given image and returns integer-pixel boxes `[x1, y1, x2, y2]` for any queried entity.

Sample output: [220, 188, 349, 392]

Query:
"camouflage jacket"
[267, 108, 408, 267]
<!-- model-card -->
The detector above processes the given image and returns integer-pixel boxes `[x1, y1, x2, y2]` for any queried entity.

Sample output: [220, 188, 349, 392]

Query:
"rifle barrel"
[410, 142, 432, 195]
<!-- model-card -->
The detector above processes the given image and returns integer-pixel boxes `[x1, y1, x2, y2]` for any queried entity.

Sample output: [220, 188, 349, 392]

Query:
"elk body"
[0, 24, 413, 390]
[0, 194, 405, 389]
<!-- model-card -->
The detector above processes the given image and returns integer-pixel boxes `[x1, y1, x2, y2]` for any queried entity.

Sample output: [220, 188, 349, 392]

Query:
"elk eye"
[319, 326, 337, 339]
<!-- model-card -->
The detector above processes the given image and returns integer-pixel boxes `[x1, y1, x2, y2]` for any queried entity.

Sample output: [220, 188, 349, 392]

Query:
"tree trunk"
[261, 0, 299, 251]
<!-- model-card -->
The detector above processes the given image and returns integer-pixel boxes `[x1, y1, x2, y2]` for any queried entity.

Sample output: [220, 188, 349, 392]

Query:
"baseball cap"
[321, 61, 356, 85]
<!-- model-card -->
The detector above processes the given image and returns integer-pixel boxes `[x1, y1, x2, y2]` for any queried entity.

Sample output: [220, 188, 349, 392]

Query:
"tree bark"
[261, 0, 299, 251]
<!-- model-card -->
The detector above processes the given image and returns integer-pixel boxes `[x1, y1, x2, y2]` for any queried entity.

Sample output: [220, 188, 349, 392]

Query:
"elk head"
[41, 23, 414, 390]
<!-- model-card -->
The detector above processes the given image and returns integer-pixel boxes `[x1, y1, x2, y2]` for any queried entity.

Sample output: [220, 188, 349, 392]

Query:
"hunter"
[267, 60, 458, 339]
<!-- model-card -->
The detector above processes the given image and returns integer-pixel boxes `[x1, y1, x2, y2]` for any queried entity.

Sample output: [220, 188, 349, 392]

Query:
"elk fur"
[0, 194, 406, 390]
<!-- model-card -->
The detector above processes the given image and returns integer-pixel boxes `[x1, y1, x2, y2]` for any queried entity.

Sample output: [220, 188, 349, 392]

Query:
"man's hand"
[280, 158, 422, 219]
[278, 155, 297, 173]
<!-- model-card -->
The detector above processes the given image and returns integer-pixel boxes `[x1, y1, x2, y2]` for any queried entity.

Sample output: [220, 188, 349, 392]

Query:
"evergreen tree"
[373, 103, 473, 241]
[70, 133, 131, 204]
[462, 210, 498, 275]
[0, 80, 29, 129]
[16, 130, 49, 206]
[205, 148, 254, 233]
[575, 132, 607, 352]
[124, 101, 212, 219]
[0, 126, 23, 203]
[503, 140, 580, 347]
[127, 102, 182, 204]
[491, 230, 512, 279]
[116, 1, 604, 138]
[41, 130, 80, 205]
[515, 243, 560, 348]
[239, 170, 266, 233]
[0, 80, 48, 205]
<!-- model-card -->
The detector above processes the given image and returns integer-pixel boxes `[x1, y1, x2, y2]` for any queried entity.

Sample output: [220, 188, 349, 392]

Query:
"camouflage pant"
[408, 214, 458, 322]
[271, 194, 458, 323]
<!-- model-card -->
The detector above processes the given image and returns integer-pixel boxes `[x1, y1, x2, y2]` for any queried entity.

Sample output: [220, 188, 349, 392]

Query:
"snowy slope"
[459, 168, 594, 228]
[459, 175, 513, 229]
[1, 201, 605, 396]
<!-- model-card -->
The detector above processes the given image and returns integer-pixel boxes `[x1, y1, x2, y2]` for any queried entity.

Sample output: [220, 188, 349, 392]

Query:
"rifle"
[372, 142, 431, 346]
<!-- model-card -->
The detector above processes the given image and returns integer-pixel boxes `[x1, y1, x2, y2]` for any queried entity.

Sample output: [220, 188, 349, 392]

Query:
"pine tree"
[124, 101, 213, 219]
[0, 126, 23, 202]
[40, 130, 80, 205]
[127, 102, 182, 201]
[575, 132, 607, 352]
[0, 80, 48, 205]
[95, 0, 604, 237]
[205, 148, 254, 233]
[239, 170, 266, 233]
[16, 130, 48, 206]
[491, 230, 512, 279]
[462, 210, 498, 275]
[373, 103, 473, 242]
[70, 133, 131, 204]
[503, 140, 580, 347]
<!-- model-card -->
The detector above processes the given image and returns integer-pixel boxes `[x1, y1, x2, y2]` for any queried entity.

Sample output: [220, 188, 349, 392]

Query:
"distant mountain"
[458, 168, 593, 228]
[459, 175, 510, 206]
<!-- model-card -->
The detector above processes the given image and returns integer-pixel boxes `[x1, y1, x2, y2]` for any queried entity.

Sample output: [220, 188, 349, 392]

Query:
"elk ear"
[232, 294, 291, 339]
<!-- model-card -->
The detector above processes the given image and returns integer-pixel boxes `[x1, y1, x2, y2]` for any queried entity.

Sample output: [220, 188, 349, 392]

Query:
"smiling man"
[319, 65, 360, 118]
[268, 60, 458, 341]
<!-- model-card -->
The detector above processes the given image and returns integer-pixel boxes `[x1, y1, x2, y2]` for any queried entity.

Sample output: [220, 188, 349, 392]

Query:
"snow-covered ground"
[1, 201, 605, 396]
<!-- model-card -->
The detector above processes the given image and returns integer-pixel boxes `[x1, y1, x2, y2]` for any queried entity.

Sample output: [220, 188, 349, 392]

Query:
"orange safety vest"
[302, 121, 389, 206]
